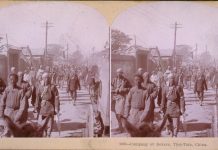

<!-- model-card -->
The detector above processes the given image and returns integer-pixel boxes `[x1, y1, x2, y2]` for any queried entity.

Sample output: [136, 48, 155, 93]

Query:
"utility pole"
[171, 22, 182, 68]
[42, 21, 53, 66]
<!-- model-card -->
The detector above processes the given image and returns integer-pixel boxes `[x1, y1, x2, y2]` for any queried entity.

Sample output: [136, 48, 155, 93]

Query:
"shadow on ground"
[53, 121, 86, 132]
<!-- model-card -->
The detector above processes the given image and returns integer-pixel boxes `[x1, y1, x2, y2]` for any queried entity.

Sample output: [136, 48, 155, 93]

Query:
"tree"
[111, 29, 132, 52]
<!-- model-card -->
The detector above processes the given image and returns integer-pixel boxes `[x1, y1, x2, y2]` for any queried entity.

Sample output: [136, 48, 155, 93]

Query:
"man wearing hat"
[17, 71, 32, 99]
[111, 68, 131, 134]
[17, 71, 32, 123]
[160, 73, 185, 137]
[67, 70, 81, 105]
[194, 69, 207, 106]
[141, 72, 158, 124]
[35, 72, 59, 137]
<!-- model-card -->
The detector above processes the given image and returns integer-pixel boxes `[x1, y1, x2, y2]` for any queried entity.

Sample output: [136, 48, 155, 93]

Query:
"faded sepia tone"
[111, 1, 218, 138]
[0, 1, 110, 138]
[0, 1, 217, 150]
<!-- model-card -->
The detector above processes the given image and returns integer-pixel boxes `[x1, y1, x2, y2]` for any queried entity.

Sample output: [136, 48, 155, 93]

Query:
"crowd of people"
[0, 64, 103, 137]
[112, 65, 218, 137]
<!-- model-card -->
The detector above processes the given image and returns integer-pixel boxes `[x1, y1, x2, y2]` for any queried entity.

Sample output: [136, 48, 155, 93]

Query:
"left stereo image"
[0, 2, 110, 138]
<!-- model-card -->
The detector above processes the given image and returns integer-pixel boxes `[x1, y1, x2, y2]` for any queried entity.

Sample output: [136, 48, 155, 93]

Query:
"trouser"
[196, 91, 204, 102]
[157, 87, 162, 106]
[90, 96, 98, 112]
[31, 86, 36, 106]
[113, 95, 125, 132]
[70, 90, 77, 102]
[115, 114, 124, 131]
[38, 115, 54, 137]
[166, 116, 179, 137]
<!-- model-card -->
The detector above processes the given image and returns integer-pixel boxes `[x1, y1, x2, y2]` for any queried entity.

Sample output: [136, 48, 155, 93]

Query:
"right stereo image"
[111, 1, 218, 137]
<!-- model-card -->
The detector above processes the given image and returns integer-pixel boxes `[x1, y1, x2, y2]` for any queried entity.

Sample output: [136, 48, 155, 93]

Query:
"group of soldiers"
[0, 66, 60, 137]
[112, 65, 216, 137]
[0, 63, 104, 137]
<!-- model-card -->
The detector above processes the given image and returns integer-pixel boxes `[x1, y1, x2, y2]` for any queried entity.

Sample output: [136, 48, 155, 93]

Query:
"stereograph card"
[0, 1, 217, 150]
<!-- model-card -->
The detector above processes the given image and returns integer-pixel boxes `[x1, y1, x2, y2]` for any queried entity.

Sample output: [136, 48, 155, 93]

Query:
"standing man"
[122, 74, 148, 137]
[194, 69, 207, 106]
[156, 67, 165, 106]
[0, 74, 28, 137]
[67, 71, 81, 105]
[17, 71, 32, 99]
[29, 67, 37, 107]
[160, 74, 185, 137]
[141, 72, 158, 124]
[35, 73, 59, 137]
[17, 71, 32, 123]
[111, 68, 131, 134]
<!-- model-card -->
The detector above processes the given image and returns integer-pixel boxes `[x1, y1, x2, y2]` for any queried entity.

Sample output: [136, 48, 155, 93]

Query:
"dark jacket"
[194, 74, 207, 92]
[111, 76, 131, 96]
[35, 83, 59, 116]
[67, 75, 81, 91]
[161, 85, 185, 118]
[17, 80, 32, 99]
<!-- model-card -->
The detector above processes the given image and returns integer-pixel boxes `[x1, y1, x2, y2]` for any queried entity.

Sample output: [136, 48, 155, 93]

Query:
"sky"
[112, 2, 218, 58]
[0, 2, 109, 56]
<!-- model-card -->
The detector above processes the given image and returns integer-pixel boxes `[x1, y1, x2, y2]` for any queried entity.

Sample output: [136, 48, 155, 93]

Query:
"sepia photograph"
[0, 0, 218, 150]
[111, 1, 218, 138]
[0, 1, 110, 138]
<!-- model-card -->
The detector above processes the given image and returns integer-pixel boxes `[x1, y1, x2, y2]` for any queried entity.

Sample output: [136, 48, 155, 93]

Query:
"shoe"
[200, 101, 203, 106]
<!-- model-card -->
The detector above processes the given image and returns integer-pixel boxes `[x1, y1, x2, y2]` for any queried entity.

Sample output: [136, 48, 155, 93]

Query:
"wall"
[111, 54, 136, 83]
[0, 55, 7, 81]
